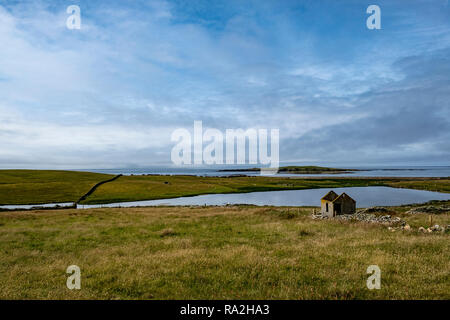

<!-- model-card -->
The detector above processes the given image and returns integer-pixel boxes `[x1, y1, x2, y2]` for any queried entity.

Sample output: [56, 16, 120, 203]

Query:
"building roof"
[321, 190, 339, 201]
[332, 192, 356, 203]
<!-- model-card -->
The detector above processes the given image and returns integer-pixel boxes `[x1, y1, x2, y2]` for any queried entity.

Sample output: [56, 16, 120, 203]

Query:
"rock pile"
[388, 224, 412, 232]
[388, 224, 450, 233]
[357, 207, 390, 214]
[312, 210, 450, 234]
[418, 225, 449, 233]
[406, 206, 450, 215]
[312, 212, 405, 226]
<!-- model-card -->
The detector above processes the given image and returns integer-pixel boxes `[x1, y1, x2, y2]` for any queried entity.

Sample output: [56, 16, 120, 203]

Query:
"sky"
[0, 0, 449, 169]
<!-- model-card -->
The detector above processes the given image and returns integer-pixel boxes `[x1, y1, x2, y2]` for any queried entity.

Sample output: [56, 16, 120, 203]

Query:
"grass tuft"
[159, 228, 177, 238]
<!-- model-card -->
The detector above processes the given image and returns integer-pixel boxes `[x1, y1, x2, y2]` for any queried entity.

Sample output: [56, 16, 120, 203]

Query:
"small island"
[218, 166, 359, 174]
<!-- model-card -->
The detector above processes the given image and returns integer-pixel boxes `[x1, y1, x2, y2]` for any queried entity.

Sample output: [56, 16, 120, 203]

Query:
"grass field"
[0, 204, 448, 299]
[0, 170, 114, 205]
[386, 179, 450, 193]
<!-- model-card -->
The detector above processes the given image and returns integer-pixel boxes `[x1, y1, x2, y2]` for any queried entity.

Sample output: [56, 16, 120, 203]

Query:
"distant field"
[0, 204, 448, 299]
[80, 175, 390, 204]
[386, 179, 450, 193]
[0, 170, 449, 205]
[0, 170, 113, 205]
[81, 174, 450, 204]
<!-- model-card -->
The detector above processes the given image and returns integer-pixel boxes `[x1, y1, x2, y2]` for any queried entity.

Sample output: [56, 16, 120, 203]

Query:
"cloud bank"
[0, 0, 449, 168]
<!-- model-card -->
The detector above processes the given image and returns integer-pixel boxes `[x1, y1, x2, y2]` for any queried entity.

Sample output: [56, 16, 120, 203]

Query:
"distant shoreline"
[218, 166, 429, 174]
[0, 169, 449, 207]
[218, 166, 359, 174]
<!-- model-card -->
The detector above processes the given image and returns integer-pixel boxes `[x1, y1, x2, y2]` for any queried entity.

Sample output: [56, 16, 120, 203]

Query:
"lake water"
[78, 187, 450, 209]
[82, 166, 450, 178]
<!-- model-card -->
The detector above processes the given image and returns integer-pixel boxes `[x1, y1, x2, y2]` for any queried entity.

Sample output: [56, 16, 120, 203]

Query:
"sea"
[80, 166, 450, 178]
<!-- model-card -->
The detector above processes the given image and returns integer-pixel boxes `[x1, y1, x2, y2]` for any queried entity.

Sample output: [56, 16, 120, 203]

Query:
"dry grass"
[0, 205, 448, 300]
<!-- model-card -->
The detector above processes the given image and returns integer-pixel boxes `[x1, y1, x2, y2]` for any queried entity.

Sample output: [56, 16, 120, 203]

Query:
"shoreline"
[1, 169, 449, 206]
[2, 184, 450, 211]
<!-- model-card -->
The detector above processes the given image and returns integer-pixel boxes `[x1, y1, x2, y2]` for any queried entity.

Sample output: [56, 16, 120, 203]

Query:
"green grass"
[0, 170, 113, 205]
[386, 179, 450, 193]
[0, 204, 448, 299]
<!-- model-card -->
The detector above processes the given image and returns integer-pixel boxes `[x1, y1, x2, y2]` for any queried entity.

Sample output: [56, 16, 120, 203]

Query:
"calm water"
[78, 187, 450, 209]
[82, 166, 450, 178]
[0, 202, 74, 210]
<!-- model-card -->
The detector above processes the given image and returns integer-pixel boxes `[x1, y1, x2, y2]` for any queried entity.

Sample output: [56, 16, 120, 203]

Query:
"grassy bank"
[0, 170, 113, 205]
[386, 179, 450, 193]
[0, 204, 448, 299]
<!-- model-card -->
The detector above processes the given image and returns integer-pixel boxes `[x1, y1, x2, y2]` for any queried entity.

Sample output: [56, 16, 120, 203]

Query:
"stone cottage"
[320, 191, 356, 217]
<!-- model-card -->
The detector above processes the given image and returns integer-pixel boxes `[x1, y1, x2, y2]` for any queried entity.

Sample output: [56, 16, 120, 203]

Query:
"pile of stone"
[312, 209, 450, 234]
[312, 212, 405, 226]
[417, 225, 449, 234]
[357, 207, 391, 214]
[376, 223, 448, 233]
[388, 225, 410, 232]
[406, 205, 450, 215]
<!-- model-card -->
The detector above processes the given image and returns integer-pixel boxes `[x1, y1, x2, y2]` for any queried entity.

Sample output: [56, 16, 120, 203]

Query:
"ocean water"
[82, 166, 450, 178]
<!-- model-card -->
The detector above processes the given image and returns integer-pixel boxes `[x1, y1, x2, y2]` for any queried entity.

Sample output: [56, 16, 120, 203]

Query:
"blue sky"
[0, 0, 449, 168]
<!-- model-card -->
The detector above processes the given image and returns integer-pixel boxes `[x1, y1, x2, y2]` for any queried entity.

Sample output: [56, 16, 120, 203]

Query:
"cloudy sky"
[0, 0, 449, 169]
